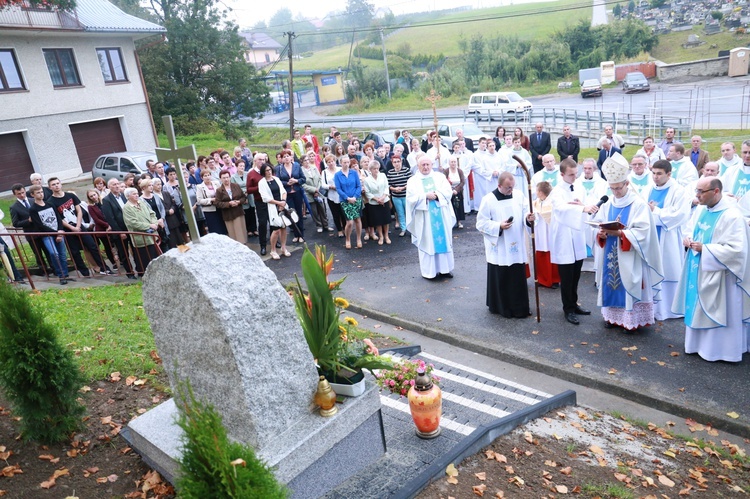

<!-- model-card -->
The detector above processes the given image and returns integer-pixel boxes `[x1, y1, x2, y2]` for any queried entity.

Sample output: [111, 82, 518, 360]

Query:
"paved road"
[266, 213, 750, 437]
[259, 76, 750, 130]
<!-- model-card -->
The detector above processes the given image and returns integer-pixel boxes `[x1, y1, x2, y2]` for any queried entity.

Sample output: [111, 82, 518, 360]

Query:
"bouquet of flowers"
[291, 245, 393, 380]
[375, 358, 440, 397]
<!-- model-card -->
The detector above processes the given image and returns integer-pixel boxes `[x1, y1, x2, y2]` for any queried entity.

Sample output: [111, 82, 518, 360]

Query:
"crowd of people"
[2, 123, 748, 363]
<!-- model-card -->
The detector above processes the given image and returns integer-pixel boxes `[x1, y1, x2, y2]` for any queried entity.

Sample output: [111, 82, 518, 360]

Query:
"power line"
[291, 0, 626, 38]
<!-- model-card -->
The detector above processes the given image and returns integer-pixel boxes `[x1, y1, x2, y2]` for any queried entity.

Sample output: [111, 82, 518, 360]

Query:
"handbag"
[318, 186, 328, 197]
[278, 205, 299, 228]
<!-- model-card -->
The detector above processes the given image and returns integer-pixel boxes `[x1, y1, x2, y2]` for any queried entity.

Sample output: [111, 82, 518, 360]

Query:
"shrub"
[175, 381, 287, 498]
[0, 282, 84, 443]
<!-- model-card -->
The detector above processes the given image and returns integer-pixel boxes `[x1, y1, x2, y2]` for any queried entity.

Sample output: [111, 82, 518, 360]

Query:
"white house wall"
[0, 33, 157, 181]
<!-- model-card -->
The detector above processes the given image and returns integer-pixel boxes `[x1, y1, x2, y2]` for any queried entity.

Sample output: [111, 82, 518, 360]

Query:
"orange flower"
[315, 245, 334, 277]
[305, 295, 312, 316]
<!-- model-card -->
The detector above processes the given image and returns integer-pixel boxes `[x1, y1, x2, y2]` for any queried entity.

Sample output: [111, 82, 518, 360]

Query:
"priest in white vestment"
[720, 140, 750, 221]
[531, 154, 560, 199]
[627, 154, 653, 198]
[550, 158, 601, 325]
[575, 159, 609, 258]
[425, 133, 451, 172]
[668, 143, 699, 187]
[672, 176, 750, 362]
[451, 141, 474, 214]
[477, 172, 535, 318]
[717, 142, 742, 176]
[642, 160, 691, 321]
[472, 141, 502, 212]
[507, 137, 532, 200]
[406, 153, 456, 280]
[592, 156, 664, 330]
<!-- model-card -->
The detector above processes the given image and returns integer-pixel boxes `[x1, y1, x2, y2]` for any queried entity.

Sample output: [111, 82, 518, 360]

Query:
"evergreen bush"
[0, 282, 84, 443]
[175, 381, 287, 499]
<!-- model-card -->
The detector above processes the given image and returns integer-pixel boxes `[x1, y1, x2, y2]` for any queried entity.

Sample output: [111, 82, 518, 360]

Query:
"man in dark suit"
[529, 122, 552, 173]
[101, 178, 137, 279]
[455, 128, 475, 152]
[596, 140, 622, 179]
[9, 183, 51, 274]
[556, 125, 580, 163]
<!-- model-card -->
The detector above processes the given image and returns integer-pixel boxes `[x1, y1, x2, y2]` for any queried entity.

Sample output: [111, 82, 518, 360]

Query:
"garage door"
[0, 132, 35, 192]
[69, 118, 125, 173]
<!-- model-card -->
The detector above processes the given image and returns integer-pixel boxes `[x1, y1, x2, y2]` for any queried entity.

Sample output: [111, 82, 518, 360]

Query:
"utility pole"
[286, 31, 295, 139]
[379, 28, 391, 100]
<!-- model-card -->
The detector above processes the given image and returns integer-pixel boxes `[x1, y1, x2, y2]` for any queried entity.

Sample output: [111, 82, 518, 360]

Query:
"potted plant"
[375, 359, 440, 397]
[292, 245, 393, 397]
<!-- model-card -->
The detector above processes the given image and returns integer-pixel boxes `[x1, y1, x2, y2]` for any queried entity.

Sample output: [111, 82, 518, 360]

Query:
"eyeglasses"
[695, 188, 715, 194]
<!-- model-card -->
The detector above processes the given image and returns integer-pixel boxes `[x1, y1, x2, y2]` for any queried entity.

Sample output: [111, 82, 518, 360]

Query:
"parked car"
[580, 79, 603, 98]
[422, 122, 486, 149]
[468, 92, 533, 120]
[622, 72, 650, 93]
[363, 129, 399, 149]
[91, 151, 154, 182]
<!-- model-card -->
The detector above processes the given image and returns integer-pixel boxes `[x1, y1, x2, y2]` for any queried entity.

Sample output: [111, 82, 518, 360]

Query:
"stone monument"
[123, 234, 385, 498]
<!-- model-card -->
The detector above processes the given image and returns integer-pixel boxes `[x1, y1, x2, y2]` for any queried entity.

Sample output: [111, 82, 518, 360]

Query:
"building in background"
[239, 32, 282, 69]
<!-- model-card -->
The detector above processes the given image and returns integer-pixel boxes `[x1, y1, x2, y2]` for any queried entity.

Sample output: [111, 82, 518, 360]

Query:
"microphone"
[590, 195, 608, 216]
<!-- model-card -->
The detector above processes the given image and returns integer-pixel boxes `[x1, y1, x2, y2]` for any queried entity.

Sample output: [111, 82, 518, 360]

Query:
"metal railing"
[0, 229, 163, 290]
[260, 108, 692, 143]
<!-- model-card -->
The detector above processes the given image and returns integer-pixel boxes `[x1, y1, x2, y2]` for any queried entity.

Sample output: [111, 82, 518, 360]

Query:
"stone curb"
[348, 303, 750, 439]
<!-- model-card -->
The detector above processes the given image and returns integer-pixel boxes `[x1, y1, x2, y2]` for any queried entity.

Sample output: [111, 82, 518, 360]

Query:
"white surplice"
[672, 197, 750, 361]
[670, 157, 699, 187]
[476, 190, 529, 266]
[642, 179, 691, 320]
[548, 181, 588, 265]
[406, 170, 456, 278]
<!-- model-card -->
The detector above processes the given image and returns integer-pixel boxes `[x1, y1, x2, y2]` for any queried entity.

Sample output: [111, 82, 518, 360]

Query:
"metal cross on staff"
[155, 115, 201, 243]
[425, 88, 442, 168]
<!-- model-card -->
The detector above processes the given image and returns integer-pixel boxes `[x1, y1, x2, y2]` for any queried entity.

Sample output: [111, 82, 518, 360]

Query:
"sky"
[224, 0, 524, 30]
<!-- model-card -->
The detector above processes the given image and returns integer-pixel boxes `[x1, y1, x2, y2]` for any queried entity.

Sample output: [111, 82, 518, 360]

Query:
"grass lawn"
[30, 283, 161, 383]
[292, 0, 590, 71]
[650, 27, 750, 64]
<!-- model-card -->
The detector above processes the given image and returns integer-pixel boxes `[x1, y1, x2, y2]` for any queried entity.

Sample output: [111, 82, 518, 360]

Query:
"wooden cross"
[155, 115, 201, 243]
[425, 88, 441, 132]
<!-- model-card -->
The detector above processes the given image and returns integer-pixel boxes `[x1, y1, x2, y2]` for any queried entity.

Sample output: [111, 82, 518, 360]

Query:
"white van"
[468, 92, 533, 118]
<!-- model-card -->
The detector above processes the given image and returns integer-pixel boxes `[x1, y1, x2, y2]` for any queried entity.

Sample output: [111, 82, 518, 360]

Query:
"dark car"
[622, 72, 650, 93]
[580, 79, 603, 98]
[363, 129, 399, 149]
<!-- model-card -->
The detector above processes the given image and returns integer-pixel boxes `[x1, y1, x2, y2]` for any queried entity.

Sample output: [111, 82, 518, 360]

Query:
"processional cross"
[155, 115, 201, 243]
[425, 88, 442, 167]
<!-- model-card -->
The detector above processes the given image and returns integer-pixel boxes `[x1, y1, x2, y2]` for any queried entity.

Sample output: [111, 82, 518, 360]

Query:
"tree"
[710, 11, 723, 21]
[628, 0, 636, 13]
[140, 0, 269, 137]
[613, 4, 622, 17]
[0, 0, 75, 10]
[346, 0, 374, 30]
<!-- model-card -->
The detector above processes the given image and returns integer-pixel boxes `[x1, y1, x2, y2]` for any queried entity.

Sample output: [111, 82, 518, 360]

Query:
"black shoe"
[604, 321, 616, 329]
[260, 246, 267, 256]
[65, 277, 76, 282]
[80, 270, 90, 277]
[127, 274, 137, 280]
[551, 283, 560, 289]
[59, 278, 68, 285]
[423, 275, 436, 281]
[565, 313, 580, 325]
[13, 278, 26, 284]
[440, 272, 454, 279]
[574, 306, 591, 315]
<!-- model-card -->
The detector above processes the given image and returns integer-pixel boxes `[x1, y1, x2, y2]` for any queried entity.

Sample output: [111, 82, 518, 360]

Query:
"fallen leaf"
[484, 449, 496, 460]
[66, 449, 78, 458]
[589, 445, 604, 455]
[719, 459, 735, 469]
[40, 479, 56, 489]
[524, 431, 534, 443]
[555, 484, 568, 494]
[230, 458, 246, 467]
[608, 368, 617, 375]
[96, 477, 107, 484]
[614, 472, 628, 482]
[472, 484, 487, 496]
[446, 463, 459, 477]
[495, 454, 507, 463]
[727, 411, 740, 419]
[670, 352, 680, 357]
[38, 454, 55, 461]
[532, 330, 539, 335]
[663, 450, 676, 458]
[560, 467, 572, 475]
[109, 372, 121, 382]
[505, 466, 514, 474]
[544, 460, 557, 467]
[658, 475, 675, 487]
[656, 361, 666, 366]
[107, 474, 118, 482]
[446, 476, 458, 485]
[495, 492, 504, 498]
[475, 472, 486, 481]
[100, 416, 112, 425]
[573, 363, 582, 368]
[125, 375, 137, 386]
[80, 386, 91, 392]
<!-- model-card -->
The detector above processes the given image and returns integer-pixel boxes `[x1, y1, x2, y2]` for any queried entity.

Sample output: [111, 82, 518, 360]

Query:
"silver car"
[91, 151, 154, 182]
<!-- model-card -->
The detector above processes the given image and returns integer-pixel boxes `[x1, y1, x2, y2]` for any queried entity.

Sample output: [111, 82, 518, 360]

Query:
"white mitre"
[602, 153, 629, 184]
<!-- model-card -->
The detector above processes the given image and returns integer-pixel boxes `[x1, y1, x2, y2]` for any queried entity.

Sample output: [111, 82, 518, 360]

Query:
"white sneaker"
[317, 227, 323, 233]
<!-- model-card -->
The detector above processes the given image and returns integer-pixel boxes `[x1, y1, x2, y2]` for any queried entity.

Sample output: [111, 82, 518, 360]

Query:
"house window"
[96, 48, 128, 83]
[265, 53, 270, 62]
[43, 48, 81, 87]
[0, 49, 25, 91]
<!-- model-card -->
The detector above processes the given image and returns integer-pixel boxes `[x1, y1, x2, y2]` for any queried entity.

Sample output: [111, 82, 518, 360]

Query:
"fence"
[0, 229, 163, 290]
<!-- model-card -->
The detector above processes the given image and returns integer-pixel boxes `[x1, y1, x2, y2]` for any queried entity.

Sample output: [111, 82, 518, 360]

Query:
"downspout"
[135, 34, 166, 146]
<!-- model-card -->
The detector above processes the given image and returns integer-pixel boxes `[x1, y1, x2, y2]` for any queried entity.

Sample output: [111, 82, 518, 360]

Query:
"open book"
[585, 220, 625, 230]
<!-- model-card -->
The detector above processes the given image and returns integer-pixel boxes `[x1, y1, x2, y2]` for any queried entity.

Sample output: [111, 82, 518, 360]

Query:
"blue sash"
[670, 160, 684, 178]
[602, 203, 633, 308]
[684, 208, 724, 328]
[630, 175, 650, 188]
[647, 187, 669, 240]
[731, 170, 750, 198]
[422, 176, 448, 254]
